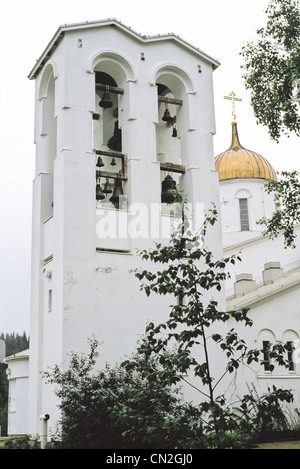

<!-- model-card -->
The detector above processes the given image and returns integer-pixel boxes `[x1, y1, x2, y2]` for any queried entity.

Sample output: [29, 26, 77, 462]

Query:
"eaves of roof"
[4, 349, 30, 363]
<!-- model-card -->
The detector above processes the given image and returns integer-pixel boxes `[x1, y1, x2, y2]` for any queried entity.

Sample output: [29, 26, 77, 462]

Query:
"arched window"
[239, 198, 249, 231]
[258, 329, 276, 373]
[92, 62, 128, 210]
[156, 83, 181, 166]
[235, 189, 252, 232]
[94, 71, 122, 154]
[154, 69, 190, 208]
[282, 330, 299, 373]
[156, 83, 184, 208]
[39, 64, 57, 219]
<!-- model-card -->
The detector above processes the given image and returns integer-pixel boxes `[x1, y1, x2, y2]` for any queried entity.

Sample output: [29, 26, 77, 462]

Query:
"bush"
[2, 436, 39, 450]
[44, 339, 295, 449]
[235, 384, 295, 442]
[44, 338, 192, 449]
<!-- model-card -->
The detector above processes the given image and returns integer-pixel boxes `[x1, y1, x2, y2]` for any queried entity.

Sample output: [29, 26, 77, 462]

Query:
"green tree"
[258, 170, 300, 248]
[242, 1, 300, 246]
[241, 0, 300, 142]
[0, 332, 29, 357]
[125, 207, 293, 406]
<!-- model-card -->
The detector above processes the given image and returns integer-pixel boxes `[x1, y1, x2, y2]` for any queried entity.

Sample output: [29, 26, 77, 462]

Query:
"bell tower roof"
[28, 18, 220, 80]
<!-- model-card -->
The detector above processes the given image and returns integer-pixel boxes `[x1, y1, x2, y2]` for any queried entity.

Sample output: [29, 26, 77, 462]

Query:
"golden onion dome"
[215, 122, 277, 182]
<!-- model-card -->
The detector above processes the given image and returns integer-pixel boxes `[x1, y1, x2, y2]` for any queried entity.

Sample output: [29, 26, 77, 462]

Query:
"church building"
[3, 20, 300, 441]
[215, 104, 300, 404]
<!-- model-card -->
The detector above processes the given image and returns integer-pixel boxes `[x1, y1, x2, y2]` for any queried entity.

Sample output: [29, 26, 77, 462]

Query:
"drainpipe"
[39, 414, 50, 449]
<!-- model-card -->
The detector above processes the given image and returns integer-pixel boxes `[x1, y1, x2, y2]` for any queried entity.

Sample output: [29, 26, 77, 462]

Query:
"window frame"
[48, 289, 53, 312]
[262, 340, 272, 372]
[287, 341, 295, 372]
[239, 198, 250, 231]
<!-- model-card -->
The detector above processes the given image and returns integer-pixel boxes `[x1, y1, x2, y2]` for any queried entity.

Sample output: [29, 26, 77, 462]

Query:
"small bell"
[96, 156, 105, 167]
[110, 179, 124, 208]
[96, 182, 105, 200]
[162, 106, 172, 122]
[161, 174, 177, 204]
[172, 126, 177, 138]
[99, 86, 113, 109]
[111, 158, 116, 166]
[103, 178, 113, 194]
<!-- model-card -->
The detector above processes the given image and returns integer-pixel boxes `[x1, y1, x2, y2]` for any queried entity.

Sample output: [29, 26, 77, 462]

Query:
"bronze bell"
[161, 175, 177, 204]
[99, 89, 113, 109]
[110, 179, 124, 208]
[162, 107, 172, 122]
[96, 182, 105, 200]
[172, 126, 177, 138]
[103, 178, 113, 194]
[107, 120, 122, 152]
[96, 156, 105, 167]
[110, 158, 116, 166]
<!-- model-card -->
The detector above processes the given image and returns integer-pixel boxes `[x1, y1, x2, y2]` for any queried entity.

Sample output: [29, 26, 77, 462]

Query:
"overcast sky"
[0, 0, 299, 335]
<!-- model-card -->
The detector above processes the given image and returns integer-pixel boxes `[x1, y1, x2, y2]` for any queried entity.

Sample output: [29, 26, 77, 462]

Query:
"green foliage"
[129, 206, 248, 398]
[241, 0, 300, 141]
[0, 403, 7, 437]
[242, 2, 300, 246]
[258, 171, 300, 248]
[0, 332, 29, 357]
[44, 337, 193, 449]
[128, 206, 290, 402]
[2, 436, 39, 450]
[237, 385, 294, 435]
[44, 337, 219, 449]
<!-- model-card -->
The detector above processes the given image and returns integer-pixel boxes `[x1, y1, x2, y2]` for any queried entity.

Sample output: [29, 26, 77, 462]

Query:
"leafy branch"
[258, 170, 300, 248]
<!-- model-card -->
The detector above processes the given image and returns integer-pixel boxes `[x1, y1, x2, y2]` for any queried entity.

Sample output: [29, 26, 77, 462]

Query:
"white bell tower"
[27, 19, 225, 437]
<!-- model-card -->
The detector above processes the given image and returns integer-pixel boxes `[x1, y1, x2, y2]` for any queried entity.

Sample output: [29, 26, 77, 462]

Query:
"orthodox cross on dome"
[224, 91, 242, 123]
